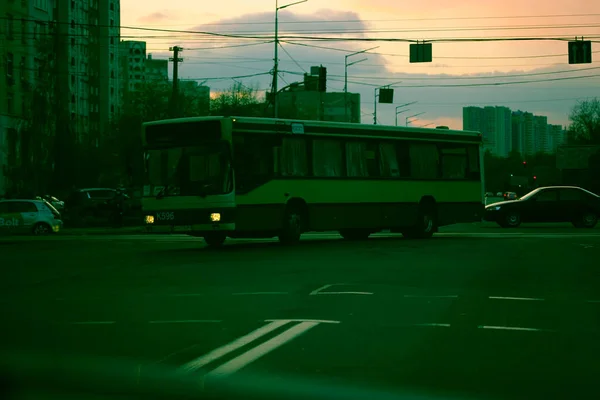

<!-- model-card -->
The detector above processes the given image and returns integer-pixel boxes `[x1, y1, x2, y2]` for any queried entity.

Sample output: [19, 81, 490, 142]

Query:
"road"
[1, 225, 600, 399]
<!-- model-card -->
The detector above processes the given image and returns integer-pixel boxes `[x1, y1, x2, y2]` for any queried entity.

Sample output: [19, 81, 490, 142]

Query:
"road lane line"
[149, 320, 221, 324]
[232, 292, 288, 296]
[478, 325, 555, 332]
[265, 318, 341, 324]
[489, 296, 544, 301]
[309, 284, 337, 295]
[70, 321, 116, 325]
[411, 323, 451, 327]
[314, 291, 373, 295]
[179, 320, 289, 372]
[404, 294, 458, 299]
[206, 321, 319, 378]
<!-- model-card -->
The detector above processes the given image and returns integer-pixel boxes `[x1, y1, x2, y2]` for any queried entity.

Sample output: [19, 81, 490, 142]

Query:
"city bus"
[141, 116, 484, 246]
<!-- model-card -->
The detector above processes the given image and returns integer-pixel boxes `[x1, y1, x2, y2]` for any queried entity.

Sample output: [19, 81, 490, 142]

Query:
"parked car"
[0, 199, 63, 235]
[484, 186, 600, 228]
[503, 192, 518, 201]
[35, 195, 65, 211]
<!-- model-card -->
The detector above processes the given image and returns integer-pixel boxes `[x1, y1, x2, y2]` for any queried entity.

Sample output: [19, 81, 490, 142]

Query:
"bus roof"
[143, 116, 482, 143]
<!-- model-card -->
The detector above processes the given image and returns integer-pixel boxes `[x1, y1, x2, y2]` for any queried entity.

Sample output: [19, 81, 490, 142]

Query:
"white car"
[0, 199, 63, 235]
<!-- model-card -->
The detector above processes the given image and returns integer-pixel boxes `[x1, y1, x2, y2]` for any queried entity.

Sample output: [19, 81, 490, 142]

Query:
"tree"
[210, 82, 267, 117]
[4, 36, 57, 197]
[567, 98, 600, 144]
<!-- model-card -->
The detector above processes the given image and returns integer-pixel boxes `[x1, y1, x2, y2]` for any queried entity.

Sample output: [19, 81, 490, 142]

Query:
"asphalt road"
[1, 225, 600, 400]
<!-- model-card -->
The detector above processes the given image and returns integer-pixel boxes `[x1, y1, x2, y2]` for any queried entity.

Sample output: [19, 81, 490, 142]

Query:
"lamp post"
[394, 101, 418, 126]
[273, 0, 307, 118]
[406, 112, 426, 126]
[344, 46, 379, 93]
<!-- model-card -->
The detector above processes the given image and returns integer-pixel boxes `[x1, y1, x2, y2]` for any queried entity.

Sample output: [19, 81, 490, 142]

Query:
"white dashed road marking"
[310, 283, 373, 296]
[148, 320, 221, 324]
[478, 325, 555, 332]
[489, 296, 545, 301]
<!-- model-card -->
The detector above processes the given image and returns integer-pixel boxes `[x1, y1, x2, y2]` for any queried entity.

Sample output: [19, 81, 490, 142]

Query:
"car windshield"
[519, 188, 542, 200]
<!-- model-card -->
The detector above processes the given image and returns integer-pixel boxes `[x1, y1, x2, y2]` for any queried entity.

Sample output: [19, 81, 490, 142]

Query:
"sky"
[121, 0, 600, 128]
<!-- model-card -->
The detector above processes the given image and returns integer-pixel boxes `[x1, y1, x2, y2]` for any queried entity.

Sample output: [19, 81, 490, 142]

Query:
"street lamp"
[406, 112, 426, 126]
[273, 0, 307, 118]
[395, 108, 410, 126]
[344, 46, 379, 93]
[394, 101, 418, 126]
[373, 81, 402, 125]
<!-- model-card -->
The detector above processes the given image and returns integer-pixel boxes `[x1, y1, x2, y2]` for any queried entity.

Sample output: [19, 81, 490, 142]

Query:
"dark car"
[484, 186, 600, 228]
[64, 188, 129, 225]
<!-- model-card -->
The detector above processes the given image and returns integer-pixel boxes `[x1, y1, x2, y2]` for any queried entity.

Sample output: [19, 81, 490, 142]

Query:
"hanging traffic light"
[533, 176, 537, 180]
[523, 161, 527, 168]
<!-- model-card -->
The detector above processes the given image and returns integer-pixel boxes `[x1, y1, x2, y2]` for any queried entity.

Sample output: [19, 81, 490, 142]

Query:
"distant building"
[549, 124, 565, 151]
[119, 40, 147, 96]
[463, 106, 511, 157]
[534, 115, 550, 154]
[146, 54, 169, 84]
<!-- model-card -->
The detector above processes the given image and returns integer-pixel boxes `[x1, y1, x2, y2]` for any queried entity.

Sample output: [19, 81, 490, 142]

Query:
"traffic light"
[409, 43, 433, 63]
[568, 40, 592, 64]
[523, 161, 527, 168]
[379, 88, 394, 104]
[318, 66, 327, 92]
[533, 176, 537, 180]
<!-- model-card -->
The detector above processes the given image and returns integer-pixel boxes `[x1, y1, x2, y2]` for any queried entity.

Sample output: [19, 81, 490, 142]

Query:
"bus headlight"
[210, 213, 221, 222]
[145, 215, 155, 224]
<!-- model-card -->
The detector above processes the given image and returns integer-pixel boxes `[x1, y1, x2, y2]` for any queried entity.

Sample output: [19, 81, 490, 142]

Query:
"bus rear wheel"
[204, 232, 226, 247]
[339, 229, 371, 240]
[279, 206, 304, 245]
[402, 205, 436, 239]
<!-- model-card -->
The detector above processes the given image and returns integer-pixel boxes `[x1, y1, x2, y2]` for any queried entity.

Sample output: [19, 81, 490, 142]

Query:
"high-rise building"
[550, 124, 565, 151]
[54, 0, 120, 147]
[463, 106, 511, 157]
[534, 115, 550, 154]
[0, 0, 54, 195]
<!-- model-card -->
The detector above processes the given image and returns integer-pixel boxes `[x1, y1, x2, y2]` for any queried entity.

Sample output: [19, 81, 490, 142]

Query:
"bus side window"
[379, 143, 400, 177]
[396, 142, 411, 178]
[281, 137, 308, 177]
[409, 143, 439, 179]
[439, 146, 467, 179]
[346, 141, 369, 177]
[467, 145, 480, 179]
[312, 139, 343, 177]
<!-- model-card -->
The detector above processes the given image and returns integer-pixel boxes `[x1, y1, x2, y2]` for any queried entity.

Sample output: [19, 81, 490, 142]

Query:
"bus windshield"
[145, 141, 233, 198]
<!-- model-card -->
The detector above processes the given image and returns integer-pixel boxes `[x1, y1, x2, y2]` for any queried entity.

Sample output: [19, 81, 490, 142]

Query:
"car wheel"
[580, 211, 598, 228]
[204, 232, 226, 247]
[33, 223, 52, 236]
[504, 211, 521, 228]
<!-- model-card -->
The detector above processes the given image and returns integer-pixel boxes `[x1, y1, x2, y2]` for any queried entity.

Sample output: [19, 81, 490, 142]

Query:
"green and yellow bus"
[141, 116, 484, 246]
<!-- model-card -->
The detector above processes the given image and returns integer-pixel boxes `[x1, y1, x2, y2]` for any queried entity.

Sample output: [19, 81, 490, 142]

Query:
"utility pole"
[272, 0, 307, 118]
[169, 46, 183, 117]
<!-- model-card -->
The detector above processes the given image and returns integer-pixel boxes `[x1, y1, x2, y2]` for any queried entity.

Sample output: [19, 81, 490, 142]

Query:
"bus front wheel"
[204, 232, 226, 247]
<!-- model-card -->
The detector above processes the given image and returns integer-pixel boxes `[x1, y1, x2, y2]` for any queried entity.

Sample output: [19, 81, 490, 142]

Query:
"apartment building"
[463, 105, 512, 157]
[54, 0, 120, 147]
[0, 0, 54, 195]
[146, 53, 168, 83]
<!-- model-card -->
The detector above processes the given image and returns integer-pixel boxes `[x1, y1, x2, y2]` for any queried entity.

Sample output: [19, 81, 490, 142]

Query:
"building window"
[19, 56, 25, 82]
[110, 53, 114, 62]
[71, 0, 75, 10]
[6, 14, 14, 40]
[110, 87, 114, 95]
[71, 75, 75, 85]
[70, 19, 75, 29]
[109, 2, 114, 10]
[110, 19, 114, 27]
[71, 57, 75, 66]
[110, 105, 114, 113]
[7, 92, 14, 114]
[71, 94, 75, 103]
[6, 52, 15, 85]
[21, 19, 27, 44]
[71, 37, 75, 46]
[110, 70, 114, 78]
[110, 37, 114, 45]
